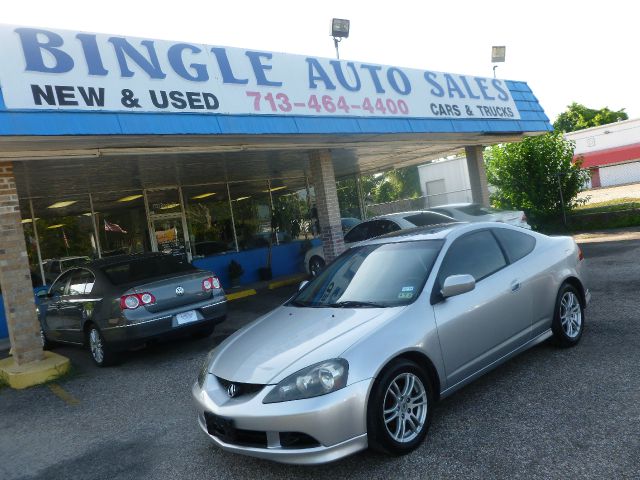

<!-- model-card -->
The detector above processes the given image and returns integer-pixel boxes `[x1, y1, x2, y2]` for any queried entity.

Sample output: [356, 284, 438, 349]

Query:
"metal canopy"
[6, 130, 531, 207]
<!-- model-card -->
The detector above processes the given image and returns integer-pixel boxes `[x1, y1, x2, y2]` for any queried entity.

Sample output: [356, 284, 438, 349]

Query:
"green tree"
[485, 132, 590, 229]
[336, 166, 422, 218]
[553, 102, 628, 133]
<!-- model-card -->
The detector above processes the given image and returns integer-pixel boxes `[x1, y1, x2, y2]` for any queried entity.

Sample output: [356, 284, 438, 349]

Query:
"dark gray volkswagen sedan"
[37, 253, 226, 366]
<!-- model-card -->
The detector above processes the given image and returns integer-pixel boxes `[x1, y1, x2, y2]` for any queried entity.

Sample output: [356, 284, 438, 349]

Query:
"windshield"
[291, 240, 443, 308]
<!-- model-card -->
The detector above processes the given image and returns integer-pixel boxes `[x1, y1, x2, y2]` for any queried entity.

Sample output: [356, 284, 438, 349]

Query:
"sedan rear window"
[404, 212, 455, 226]
[102, 256, 196, 285]
[291, 240, 444, 308]
[457, 204, 497, 216]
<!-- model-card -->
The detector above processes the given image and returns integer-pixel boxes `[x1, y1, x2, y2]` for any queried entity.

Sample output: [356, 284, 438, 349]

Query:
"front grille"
[204, 412, 267, 447]
[216, 376, 265, 397]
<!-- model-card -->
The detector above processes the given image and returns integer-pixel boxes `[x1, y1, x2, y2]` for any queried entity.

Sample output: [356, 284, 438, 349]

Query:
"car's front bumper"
[192, 375, 371, 465]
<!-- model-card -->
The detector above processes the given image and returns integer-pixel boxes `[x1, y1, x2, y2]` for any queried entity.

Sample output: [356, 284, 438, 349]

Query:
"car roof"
[362, 221, 536, 245]
[430, 203, 475, 209]
[370, 210, 453, 221]
[363, 222, 466, 243]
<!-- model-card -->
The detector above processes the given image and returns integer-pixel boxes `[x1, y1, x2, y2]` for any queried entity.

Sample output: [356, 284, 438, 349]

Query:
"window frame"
[491, 227, 537, 264]
[67, 268, 97, 296]
[49, 270, 74, 297]
[431, 228, 509, 304]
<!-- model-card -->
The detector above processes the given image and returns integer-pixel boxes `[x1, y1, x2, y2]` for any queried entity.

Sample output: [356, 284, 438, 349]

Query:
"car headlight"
[263, 359, 349, 403]
[197, 348, 218, 388]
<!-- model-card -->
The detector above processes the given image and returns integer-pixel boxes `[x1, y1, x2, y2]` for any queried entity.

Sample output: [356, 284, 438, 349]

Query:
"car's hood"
[209, 305, 401, 384]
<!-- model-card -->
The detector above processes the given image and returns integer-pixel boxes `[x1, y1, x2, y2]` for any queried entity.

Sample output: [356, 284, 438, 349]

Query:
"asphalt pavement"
[1, 232, 639, 480]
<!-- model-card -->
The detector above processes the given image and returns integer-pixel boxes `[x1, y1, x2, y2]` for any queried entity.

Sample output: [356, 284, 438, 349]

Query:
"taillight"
[202, 276, 221, 292]
[521, 213, 527, 223]
[120, 292, 156, 310]
[578, 246, 584, 261]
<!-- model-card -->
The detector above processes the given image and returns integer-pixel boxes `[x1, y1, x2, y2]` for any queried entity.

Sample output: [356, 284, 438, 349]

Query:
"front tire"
[308, 256, 325, 277]
[367, 359, 433, 455]
[87, 324, 119, 367]
[551, 283, 584, 347]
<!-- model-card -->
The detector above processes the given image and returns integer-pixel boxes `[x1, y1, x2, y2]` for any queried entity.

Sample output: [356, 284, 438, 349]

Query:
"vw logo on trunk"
[227, 384, 239, 398]
[175, 286, 185, 296]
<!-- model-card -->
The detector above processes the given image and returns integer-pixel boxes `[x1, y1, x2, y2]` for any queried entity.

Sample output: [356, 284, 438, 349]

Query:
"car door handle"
[511, 281, 521, 292]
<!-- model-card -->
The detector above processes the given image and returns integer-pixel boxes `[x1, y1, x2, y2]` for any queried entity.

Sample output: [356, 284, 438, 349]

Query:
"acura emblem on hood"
[175, 286, 185, 296]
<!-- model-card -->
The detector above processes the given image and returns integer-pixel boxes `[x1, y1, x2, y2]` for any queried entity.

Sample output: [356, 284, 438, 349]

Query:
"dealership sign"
[0, 25, 520, 120]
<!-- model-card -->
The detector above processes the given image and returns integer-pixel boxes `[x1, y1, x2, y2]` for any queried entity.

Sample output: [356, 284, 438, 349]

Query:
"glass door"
[144, 187, 192, 261]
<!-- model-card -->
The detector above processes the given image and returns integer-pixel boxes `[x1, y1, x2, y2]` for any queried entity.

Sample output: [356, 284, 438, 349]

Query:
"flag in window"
[104, 220, 128, 234]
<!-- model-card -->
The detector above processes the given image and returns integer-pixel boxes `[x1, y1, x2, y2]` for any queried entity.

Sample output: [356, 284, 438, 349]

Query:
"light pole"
[331, 18, 350, 59]
[491, 45, 506, 78]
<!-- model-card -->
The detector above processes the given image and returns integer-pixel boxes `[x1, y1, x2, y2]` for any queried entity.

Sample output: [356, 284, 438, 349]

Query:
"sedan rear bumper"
[102, 299, 226, 348]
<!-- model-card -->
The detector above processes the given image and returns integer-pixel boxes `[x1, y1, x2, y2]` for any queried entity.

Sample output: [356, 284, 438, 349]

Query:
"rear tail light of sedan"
[578, 246, 584, 261]
[120, 292, 156, 310]
[202, 276, 222, 292]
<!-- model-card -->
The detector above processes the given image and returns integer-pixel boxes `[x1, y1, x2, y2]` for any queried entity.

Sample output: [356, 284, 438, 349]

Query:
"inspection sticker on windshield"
[401, 286, 414, 292]
[398, 291, 414, 299]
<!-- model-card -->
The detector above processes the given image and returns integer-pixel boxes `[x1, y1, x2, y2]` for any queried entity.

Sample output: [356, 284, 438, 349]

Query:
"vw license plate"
[176, 310, 198, 325]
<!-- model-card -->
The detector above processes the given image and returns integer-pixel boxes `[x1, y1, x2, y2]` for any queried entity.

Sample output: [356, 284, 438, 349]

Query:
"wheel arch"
[562, 276, 586, 307]
[371, 350, 441, 402]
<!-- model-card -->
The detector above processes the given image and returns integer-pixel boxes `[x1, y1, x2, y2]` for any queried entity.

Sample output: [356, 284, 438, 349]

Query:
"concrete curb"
[0, 351, 70, 389]
[224, 273, 308, 302]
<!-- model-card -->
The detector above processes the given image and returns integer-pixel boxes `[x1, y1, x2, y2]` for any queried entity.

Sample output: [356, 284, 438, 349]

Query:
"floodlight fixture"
[332, 18, 350, 38]
[331, 18, 350, 59]
[491, 46, 506, 78]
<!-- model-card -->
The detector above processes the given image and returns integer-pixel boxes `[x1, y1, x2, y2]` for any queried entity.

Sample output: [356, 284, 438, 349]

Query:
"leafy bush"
[484, 132, 590, 229]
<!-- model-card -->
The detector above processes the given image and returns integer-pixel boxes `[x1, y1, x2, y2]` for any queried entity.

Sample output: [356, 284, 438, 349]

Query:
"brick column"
[309, 150, 345, 263]
[0, 161, 43, 365]
[465, 145, 491, 207]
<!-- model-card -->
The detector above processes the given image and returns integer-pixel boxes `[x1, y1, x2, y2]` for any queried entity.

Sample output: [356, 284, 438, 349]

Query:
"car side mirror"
[298, 280, 309, 291]
[441, 274, 475, 298]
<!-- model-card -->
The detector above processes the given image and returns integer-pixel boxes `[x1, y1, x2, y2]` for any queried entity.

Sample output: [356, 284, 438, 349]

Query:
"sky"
[2, 0, 637, 122]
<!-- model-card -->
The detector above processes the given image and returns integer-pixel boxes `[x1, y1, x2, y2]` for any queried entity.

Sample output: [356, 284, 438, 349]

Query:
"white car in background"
[428, 203, 530, 229]
[304, 211, 456, 276]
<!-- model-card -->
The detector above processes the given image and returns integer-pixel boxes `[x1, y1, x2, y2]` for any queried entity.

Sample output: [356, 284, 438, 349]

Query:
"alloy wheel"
[382, 372, 428, 443]
[89, 328, 104, 364]
[560, 291, 582, 338]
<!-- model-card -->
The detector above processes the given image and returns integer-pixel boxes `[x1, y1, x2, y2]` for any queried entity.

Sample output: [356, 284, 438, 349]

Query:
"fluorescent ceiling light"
[47, 224, 65, 229]
[192, 192, 217, 199]
[117, 194, 143, 202]
[47, 200, 77, 209]
[21, 218, 39, 223]
[262, 186, 287, 193]
[82, 212, 96, 216]
[159, 203, 180, 210]
[234, 196, 250, 201]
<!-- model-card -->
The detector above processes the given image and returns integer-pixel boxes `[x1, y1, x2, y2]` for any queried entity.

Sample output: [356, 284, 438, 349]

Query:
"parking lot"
[1, 230, 639, 480]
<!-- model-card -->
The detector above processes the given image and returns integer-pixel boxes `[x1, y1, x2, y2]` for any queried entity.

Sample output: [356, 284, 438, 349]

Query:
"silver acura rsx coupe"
[193, 222, 590, 464]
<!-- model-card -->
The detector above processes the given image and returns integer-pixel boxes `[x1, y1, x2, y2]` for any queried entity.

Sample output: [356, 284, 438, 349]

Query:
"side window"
[376, 220, 401, 236]
[404, 212, 453, 226]
[50, 271, 72, 297]
[493, 228, 536, 263]
[51, 261, 61, 274]
[68, 270, 94, 295]
[344, 223, 370, 243]
[438, 230, 507, 285]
